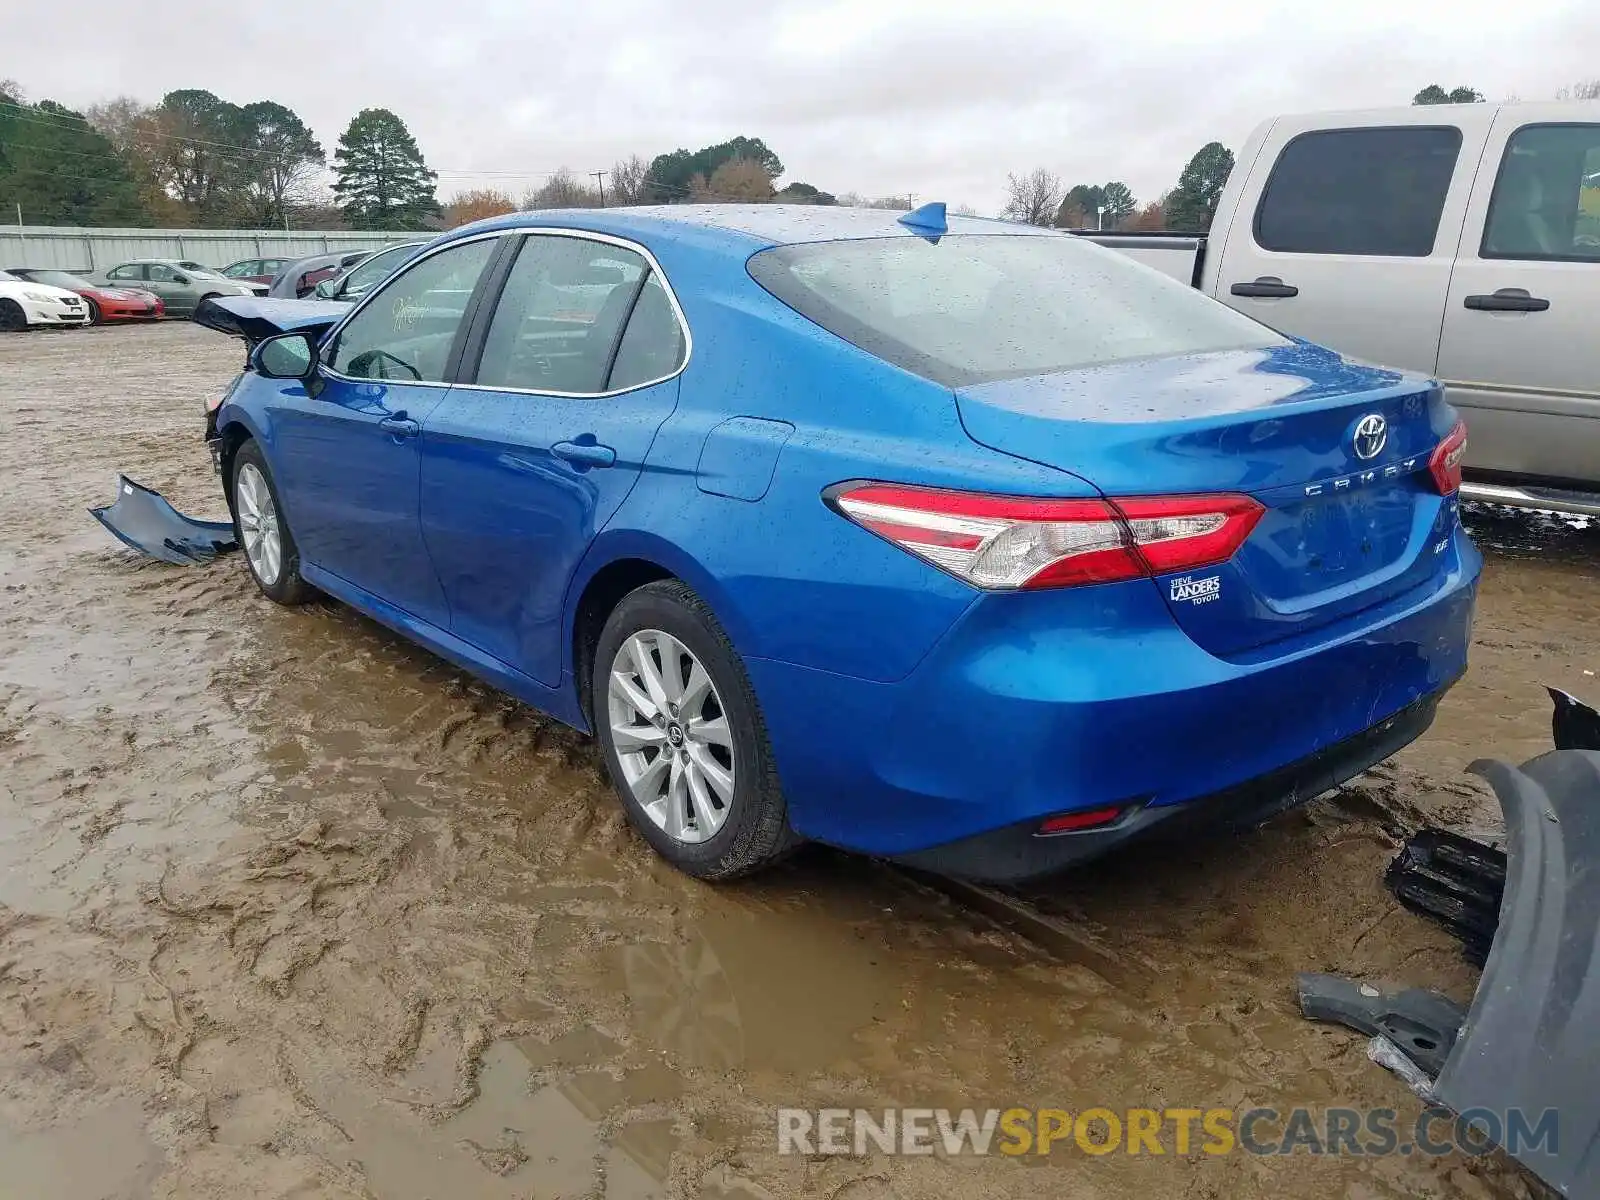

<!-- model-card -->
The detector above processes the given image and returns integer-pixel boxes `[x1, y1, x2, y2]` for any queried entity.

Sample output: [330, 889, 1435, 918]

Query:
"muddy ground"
[1, 321, 1595, 1200]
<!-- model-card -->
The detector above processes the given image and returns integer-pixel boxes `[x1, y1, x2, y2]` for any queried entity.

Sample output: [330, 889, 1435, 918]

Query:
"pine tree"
[1164, 143, 1235, 233]
[332, 108, 438, 229]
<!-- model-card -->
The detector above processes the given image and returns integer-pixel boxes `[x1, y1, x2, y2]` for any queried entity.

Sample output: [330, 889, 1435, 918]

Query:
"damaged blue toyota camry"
[194, 204, 1480, 883]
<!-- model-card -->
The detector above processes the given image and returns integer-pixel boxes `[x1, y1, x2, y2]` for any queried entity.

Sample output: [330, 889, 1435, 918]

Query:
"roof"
[452, 204, 1052, 252]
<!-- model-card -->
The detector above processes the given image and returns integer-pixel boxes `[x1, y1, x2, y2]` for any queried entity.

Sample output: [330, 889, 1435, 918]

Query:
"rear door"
[1214, 110, 1492, 373]
[418, 231, 687, 685]
[1436, 108, 1600, 484]
[271, 233, 501, 626]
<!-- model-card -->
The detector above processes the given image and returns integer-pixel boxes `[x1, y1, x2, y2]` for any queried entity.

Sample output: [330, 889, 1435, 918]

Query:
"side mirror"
[313, 278, 338, 299]
[253, 332, 317, 380]
[172, 273, 190, 285]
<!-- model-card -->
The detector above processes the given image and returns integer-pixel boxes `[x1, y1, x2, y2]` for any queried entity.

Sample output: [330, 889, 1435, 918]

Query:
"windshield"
[21, 270, 91, 289]
[747, 234, 1287, 388]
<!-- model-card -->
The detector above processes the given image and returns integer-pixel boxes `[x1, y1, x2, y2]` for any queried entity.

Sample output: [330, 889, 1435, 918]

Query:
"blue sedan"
[198, 203, 1480, 883]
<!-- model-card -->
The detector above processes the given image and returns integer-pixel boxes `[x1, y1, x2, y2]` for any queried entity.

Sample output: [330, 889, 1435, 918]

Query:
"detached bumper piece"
[1302, 687, 1600, 1199]
[90, 474, 236, 565]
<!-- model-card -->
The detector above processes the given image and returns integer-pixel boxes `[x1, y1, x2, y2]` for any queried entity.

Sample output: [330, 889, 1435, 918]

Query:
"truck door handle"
[1464, 288, 1550, 312]
[552, 438, 616, 469]
[1230, 276, 1299, 298]
[378, 415, 420, 438]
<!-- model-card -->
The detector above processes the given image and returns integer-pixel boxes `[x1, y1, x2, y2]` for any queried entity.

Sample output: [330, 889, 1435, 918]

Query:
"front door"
[1436, 111, 1600, 483]
[1213, 110, 1494, 376]
[271, 234, 501, 627]
[419, 232, 688, 684]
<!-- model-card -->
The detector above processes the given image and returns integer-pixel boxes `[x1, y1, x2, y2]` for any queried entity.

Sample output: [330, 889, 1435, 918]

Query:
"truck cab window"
[1254, 127, 1462, 256]
[1483, 124, 1600, 261]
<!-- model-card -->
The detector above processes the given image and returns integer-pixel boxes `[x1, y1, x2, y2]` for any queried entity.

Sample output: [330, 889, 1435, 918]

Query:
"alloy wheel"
[607, 629, 736, 844]
[235, 462, 283, 585]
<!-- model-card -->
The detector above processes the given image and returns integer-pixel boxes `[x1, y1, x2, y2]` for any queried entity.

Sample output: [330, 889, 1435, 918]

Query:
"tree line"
[1002, 140, 1235, 234]
[0, 78, 877, 231]
[5, 75, 1597, 232]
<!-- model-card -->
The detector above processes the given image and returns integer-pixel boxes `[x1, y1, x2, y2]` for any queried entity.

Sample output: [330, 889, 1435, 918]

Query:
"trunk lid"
[955, 343, 1460, 657]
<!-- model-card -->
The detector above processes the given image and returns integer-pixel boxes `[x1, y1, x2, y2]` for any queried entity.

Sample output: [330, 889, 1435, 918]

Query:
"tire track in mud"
[0, 324, 1584, 1199]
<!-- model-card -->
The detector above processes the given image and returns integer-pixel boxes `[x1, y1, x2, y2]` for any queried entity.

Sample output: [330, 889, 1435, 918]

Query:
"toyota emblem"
[1352, 413, 1388, 461]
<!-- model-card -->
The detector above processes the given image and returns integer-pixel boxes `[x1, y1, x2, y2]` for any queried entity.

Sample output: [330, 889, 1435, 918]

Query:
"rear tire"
[0, 299, 26, 332]
[230, 440, 311, 605]
[594, 580, 798, 880]
[84, 298, 102, 325]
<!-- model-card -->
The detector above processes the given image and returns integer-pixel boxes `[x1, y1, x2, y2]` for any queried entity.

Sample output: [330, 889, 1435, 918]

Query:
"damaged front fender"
[90, 475, 237, 565]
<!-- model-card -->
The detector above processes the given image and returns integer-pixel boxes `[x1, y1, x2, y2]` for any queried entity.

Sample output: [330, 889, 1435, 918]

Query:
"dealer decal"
[1170, 574, 1221, 605]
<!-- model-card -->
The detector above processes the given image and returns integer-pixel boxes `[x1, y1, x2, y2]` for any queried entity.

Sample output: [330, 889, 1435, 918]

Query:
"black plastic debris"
[90, 474, 236, 565]
[1550, 686, 1600, 751]
[1385, 828, 1506, 965]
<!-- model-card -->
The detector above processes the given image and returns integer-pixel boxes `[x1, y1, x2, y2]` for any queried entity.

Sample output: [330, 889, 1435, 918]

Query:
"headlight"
[23, 290, 55, 302]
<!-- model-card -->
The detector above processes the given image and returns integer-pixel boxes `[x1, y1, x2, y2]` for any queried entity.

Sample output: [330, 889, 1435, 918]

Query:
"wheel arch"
[565, 531, 756, 728]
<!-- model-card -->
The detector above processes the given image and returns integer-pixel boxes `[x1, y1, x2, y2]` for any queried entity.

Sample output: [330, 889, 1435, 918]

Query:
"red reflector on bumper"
[1036, 805, 1125, 835]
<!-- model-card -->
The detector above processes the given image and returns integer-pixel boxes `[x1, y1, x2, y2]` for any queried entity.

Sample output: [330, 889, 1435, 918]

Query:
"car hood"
[0, 279, 78, 301]
[192, 295, 349, 347]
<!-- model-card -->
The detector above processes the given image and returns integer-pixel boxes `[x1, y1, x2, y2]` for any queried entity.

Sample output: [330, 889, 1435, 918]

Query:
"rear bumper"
[894, 688, 1448, 882]
[746, 526, 1480, 876]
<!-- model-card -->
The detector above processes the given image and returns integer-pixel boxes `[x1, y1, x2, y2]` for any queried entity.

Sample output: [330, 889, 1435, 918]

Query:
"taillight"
[1428, 420, 1467, 495]
[830, 483, 1263, 590]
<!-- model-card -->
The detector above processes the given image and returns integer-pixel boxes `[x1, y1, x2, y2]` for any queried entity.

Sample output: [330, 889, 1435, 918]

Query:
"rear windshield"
[747, 234, 1286, 388]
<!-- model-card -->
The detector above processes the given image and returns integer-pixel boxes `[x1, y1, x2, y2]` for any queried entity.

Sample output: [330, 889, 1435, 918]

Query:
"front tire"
[84, 298, 102, 325]
[231, 440, 311, 605]
[594, 580, 798, 880]
[0, 299, 26, 332]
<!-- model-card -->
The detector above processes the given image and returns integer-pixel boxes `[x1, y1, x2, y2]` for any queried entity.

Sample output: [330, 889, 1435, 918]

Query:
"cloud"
[10, 0, 1599, 213]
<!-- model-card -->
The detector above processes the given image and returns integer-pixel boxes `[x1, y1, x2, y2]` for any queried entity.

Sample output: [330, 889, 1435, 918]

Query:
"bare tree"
[522, 167, 601, 209]
[1002, 169, 1062, 226]
[689, 158, 775, 203]
[1556, 79, 1600, 101]
[0, 78, 23, 104]
[952, 203, 980, 217]
[610, 154, 649, 205]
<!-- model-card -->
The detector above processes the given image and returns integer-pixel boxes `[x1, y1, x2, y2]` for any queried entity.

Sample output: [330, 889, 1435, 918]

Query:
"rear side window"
[748, 234, 1285, 389]
[1482, 123, 1600, 261]
[475, 235, 655, 394]
[1254, 127, 1463, 256]
[607, 273, 686, 390]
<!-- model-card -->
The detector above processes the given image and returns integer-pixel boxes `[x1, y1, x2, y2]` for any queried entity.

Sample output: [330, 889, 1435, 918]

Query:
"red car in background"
[5, 268, 165, 323]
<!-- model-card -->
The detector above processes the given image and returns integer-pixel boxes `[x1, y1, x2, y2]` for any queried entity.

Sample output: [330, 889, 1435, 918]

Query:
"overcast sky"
[10, 0, 1600, 213]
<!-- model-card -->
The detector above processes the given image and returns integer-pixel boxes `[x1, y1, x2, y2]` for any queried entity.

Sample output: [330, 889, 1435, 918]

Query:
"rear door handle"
[552, 438, 617, 469]
[1464, 288, 1550, 312]
[1230, 276, 1300, 298]
[378, 415, 420, 438]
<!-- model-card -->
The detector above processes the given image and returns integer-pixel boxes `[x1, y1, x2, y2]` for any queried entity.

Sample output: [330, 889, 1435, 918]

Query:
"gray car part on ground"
[90, 475, 236, 565]
[1431, 747, 1600, 1197]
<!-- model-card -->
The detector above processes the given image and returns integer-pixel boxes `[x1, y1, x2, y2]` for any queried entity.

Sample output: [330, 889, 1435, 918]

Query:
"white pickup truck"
[1085, 101, 1600, 516]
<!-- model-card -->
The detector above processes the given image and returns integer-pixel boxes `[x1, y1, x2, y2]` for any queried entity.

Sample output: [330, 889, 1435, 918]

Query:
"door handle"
[551, 438, 617, 469]
[1230, 276, 1300, 298]
[379, 415, 420, 438]
[1463, 288, 1550, 313]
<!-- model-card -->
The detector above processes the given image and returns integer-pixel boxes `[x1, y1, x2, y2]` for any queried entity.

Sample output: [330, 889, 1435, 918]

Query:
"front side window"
[749, 234, 1285, 388]
[1254, 126, 1463, 256]
[474, 235, 655, 394]
[147, 264, 180, 283]
[1483, 123, 1600, 261]
[326, 237, 496, 383]
[223, 261, 258, 277]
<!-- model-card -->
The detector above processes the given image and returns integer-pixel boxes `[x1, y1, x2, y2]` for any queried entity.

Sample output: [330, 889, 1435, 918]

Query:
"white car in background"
[0, 269, 90, 331]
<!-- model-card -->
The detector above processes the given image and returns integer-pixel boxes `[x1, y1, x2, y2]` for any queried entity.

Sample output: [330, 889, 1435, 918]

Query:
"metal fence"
[0, 225, 432, 272]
